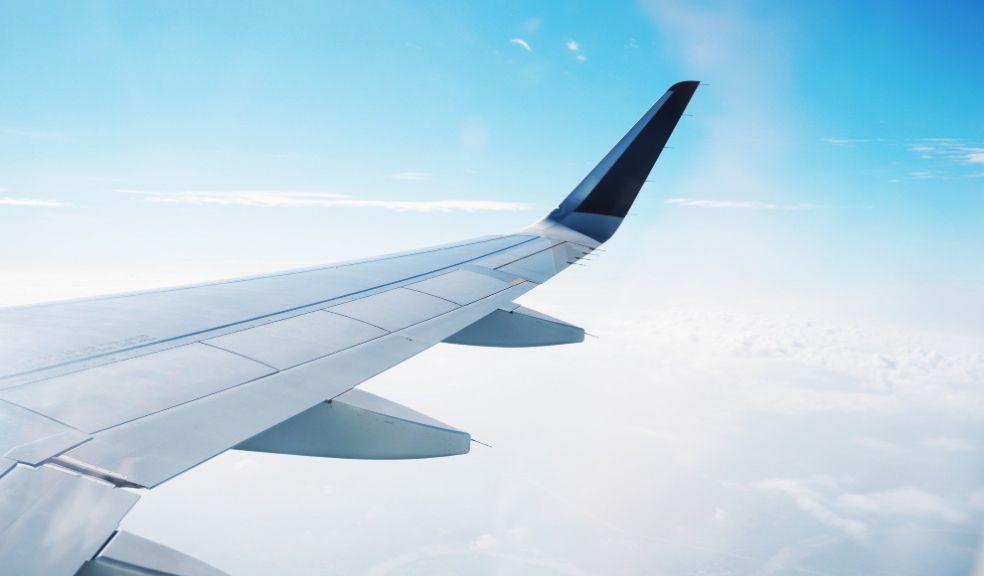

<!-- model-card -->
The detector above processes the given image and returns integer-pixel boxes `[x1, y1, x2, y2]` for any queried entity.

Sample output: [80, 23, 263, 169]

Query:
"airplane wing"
[0, 81, 699, 575]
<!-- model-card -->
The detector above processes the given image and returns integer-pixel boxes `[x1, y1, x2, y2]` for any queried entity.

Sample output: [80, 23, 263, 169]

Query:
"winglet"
[541, 80, 699, 242]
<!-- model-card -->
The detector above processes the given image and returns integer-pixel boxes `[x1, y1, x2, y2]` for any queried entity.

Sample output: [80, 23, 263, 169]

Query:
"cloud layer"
[121, 190, 531, 213]
[0, 196, 67, 208]
[124, 299, 984, 576]
[665, 198, 815, 210]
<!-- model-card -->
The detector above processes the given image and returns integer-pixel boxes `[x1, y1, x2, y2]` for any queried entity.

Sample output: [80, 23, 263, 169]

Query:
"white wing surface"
[0, 81, 699, 575]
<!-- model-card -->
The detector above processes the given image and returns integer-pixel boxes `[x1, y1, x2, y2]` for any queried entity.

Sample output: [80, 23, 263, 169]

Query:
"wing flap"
[0, 464, 139, 576]
[1, 399, 91, 465]
[77, 530, 229, 576]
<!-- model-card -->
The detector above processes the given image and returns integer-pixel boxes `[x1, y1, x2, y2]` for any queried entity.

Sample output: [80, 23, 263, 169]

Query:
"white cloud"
[604, 307, 984, 419]
[389, 171, 431, 181]
[0, 196, 68, 207]
[566, 39, 586, 61]
[906, 138, 984, 174]
[469, 533, 498, 552]
[822, 137, 870, 146]
[757, 478, 869, 540]
[510, 38, 532, 52]
[0, 126, 71, 142]
[664, 198, 814, 210]
[759, 479, 969, 539]
[922, 436, 975, 452]
[713, 507, 728, 523]
[837, 487, 967, 524]
[120, 190, 530, 213]
[854, 436, 901, 453]
[753, 538, 833, 576]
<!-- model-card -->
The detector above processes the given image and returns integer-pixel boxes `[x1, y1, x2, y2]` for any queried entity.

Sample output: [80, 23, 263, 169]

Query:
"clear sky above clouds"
[1, 1, 983, 575]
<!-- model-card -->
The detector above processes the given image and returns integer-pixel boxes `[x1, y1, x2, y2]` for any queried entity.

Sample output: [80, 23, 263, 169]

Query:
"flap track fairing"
[444, 306, 584, 348]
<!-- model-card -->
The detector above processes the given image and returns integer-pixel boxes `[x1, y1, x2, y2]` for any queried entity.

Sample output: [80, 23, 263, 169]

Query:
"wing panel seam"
[198, 342, 281, 372]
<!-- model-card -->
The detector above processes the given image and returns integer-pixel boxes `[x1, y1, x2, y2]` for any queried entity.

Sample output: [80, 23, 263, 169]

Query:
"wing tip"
[540, 79, 700, 243]
[669, 80, 700, 92]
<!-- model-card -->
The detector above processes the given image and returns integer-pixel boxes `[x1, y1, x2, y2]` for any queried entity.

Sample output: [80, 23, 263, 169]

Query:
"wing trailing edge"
[444, 305, 584, 347]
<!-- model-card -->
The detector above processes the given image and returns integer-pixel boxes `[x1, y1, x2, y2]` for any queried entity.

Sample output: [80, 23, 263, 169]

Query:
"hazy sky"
[2, 1, 983, 574]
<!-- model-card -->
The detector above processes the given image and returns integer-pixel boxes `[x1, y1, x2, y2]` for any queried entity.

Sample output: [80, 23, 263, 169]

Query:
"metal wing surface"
[0, 81, 699, 575]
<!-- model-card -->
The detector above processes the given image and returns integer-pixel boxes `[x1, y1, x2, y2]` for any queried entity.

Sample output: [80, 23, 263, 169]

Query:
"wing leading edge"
[0, 81, 699, 576]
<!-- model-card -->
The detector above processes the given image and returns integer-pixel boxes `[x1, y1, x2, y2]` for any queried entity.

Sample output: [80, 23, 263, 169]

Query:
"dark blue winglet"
[545, 81, 699, 242]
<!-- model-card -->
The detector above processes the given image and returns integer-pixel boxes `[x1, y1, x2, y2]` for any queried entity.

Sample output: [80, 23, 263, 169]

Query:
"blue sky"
[1, 1, 981, 332]
[2, 2, 984, 574]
